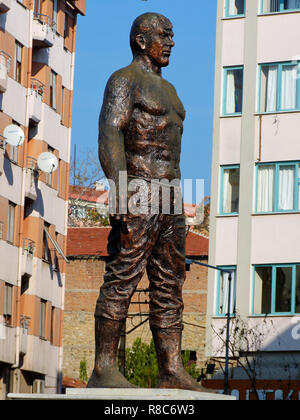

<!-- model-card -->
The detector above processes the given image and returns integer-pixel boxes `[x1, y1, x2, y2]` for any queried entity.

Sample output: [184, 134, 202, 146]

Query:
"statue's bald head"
[130, 12, 173, 55]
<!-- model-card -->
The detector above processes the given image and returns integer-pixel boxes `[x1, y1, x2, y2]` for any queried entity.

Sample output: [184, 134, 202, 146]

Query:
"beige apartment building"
[206, 0, 300, 399]
[0, 0, 85, 398]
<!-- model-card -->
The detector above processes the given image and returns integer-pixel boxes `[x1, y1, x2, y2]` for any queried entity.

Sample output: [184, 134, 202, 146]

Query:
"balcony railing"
[25, 157, 38, 200]
[32, 13, 56, 48]
[31, 77, 45, 98]
[22, 239, 35, 277]
[0, 0, 11, 14]
[23, 238, 35, 255]
[29, 78, 44, 124]
[0, 133, 5, 149]
[0, 50, 11, 93]
[26, 156, 38, 171]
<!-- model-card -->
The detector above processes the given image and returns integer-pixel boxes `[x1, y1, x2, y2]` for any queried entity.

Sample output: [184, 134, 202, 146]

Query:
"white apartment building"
[207, 0, 300, 397]
[0, 0, 85, 398]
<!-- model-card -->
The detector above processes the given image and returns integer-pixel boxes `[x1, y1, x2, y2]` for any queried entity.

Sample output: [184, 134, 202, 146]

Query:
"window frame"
[258, 61, 300, 113]
[223, 66, 244, 116]
[7, 202, 16, 244]
[260, 0, 300, 14]
[14, 41, 23, 84]
[216, 266, 237, 317]
[39, 299, 47, 339]
[255, 161, 300, 214]
[220, 165, 240, 215]
[252, 263, 300, 316]
[225, 0, 246, 18]
[50, 70, 57, 110]
[4, 283, 13, 326]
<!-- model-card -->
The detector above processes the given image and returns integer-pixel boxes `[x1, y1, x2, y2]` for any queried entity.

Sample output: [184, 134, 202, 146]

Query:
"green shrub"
[121, 338, 201, 388]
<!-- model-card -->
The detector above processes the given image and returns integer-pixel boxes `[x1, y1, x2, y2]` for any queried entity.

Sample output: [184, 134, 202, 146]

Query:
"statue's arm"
[98, 72, 134, 215]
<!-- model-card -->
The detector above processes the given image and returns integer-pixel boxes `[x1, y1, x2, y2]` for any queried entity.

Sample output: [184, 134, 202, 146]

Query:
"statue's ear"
[136, 34, 146, 50]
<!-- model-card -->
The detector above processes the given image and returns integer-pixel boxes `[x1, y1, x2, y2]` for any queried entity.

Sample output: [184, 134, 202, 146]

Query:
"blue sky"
[72, 0, 217, 198]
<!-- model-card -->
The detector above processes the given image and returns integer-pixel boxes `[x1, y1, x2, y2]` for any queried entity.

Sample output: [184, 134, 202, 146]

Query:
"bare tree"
[68, 147, 109, 227]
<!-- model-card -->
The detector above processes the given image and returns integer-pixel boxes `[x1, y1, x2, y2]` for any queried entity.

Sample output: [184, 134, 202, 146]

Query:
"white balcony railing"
[28, 78, 44, 124]
[25, 157, 38, 201]
[0, 50, 11, 93]
[32, 13, 56, 48]
[22, 238, 35, 277]
[0, 0, 11, 14]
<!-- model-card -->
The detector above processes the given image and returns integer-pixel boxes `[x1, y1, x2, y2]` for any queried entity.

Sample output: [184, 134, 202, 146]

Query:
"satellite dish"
[37, 152, 58, 173]
[3, 125, 25, 147]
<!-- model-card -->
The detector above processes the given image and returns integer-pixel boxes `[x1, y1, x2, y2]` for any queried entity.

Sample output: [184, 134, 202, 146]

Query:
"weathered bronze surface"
[87, 12, 211, 392]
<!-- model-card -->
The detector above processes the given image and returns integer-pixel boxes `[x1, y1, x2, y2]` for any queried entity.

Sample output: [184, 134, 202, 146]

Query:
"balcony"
[0, 0, 11, 14]
[20, 316, 31, 356]
[25, 157, 38, 201]
[21, 238, 35, 277]
[32, 13, 56, 48]
[28, 78, 44, 124]
[0, 50, 11, 93]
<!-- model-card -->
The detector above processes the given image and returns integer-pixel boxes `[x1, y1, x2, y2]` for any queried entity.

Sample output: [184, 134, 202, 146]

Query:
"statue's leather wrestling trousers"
[95, 212, 186, 330]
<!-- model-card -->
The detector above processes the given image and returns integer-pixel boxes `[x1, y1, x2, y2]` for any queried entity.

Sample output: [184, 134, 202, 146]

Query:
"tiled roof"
[67, 227, 208, 257]
[69, 185, 109, 204]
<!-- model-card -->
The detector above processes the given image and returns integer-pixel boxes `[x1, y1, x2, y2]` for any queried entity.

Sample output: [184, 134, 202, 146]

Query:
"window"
[54, 233, 60, 271]
[14, 42, 22, 84]
[225, 0, 245, 17]
[261, 0, 300, 13]
[50, 306, 56, 344]
[220, 166, 240, 214]
[9, 145, 18, 163]
[253, 264, 300, 315]
[52, 0, 58, 27]
[259, 62, 300, 113]
[60, 86, 65, 124]
[256, 162, 300, 213]
[50, 70, 57, 110]
[216, 267, 236, 316]
[46, 146, 54, 186]
[33, 0, 40, 16]
[4, 284, 13, 326]
[223, 67, 244, 115]
[42, 223, 52, 263]
[39, 299, 46, 339]
[7, 202, 15, 243]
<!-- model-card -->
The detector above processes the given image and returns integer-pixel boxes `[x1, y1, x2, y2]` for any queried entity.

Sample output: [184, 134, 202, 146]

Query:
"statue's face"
[144, 21, 175, 68]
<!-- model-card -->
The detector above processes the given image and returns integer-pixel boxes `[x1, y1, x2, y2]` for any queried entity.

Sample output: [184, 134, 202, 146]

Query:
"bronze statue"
[87, 12, 211, 392]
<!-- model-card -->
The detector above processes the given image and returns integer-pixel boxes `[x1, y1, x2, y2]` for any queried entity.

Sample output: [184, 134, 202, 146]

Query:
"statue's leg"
[87, 317, 136, 388]
[87, 214, 160, 388]
[147, 214, 216, 393]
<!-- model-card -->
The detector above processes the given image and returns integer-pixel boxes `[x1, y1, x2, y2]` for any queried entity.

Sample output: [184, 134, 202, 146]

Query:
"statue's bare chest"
[134, 77, 185, 121]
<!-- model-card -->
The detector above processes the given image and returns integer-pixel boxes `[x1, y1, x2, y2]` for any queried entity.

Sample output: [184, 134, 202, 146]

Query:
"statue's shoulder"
[106, 64, 137, 90]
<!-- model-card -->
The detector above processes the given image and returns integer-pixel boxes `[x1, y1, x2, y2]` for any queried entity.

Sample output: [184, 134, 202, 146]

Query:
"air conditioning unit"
[32, 379, 45, 394]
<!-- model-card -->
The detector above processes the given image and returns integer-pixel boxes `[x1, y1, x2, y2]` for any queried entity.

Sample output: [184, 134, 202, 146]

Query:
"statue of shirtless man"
[87, 13, 209, 392]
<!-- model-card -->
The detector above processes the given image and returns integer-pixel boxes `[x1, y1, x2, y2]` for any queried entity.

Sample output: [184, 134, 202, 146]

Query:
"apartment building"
[0, 0, 85, 398]
[206, 0, 300, 397]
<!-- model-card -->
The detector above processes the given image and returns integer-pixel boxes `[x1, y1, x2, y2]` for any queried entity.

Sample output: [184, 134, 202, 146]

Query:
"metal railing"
[26, 156, 38, 171]
[0, 133, 5, 149]
[23, 238, 35, 255]
[31, 77, 45, 98]
[33, 12, 57, 32]
[0, 50, 11, 74]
